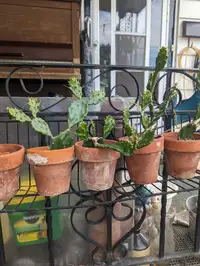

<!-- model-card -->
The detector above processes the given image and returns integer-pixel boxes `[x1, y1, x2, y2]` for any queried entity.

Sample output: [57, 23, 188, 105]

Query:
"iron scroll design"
[4, 62, 199, 113]
[1, 60, 200, 266]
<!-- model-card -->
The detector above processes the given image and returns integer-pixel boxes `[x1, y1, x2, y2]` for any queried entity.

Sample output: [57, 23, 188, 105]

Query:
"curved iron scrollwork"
[2, 60, 200, 266]
[70, 162, 147, 264]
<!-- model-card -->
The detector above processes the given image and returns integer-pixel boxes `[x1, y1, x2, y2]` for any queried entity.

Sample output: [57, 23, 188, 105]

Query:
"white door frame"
[91, 0, 100, 91]
[158, 0, 171, 103]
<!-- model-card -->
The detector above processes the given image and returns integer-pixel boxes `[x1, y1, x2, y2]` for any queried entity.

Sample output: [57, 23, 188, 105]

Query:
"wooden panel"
[72, 2, 80, 75]
[0, 1, 73, 9]
[0, 4, 72, 44]
[0, 45, 73, 61]
[0, 67, 81, 80]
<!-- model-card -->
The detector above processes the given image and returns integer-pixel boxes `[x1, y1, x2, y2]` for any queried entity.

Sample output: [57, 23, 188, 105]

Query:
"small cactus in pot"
[164, 95, 200, 179]
[122, 47, 179, 184]
[7, 78, 105, 196]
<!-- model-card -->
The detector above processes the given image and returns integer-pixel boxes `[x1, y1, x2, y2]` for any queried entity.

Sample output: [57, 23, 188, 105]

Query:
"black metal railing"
[0, 60, 200, 266]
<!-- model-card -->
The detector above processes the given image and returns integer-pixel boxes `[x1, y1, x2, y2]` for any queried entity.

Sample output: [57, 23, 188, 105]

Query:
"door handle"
[84, 16, 92, 40]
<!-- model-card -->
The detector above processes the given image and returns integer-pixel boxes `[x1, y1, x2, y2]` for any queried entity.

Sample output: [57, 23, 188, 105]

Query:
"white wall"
[174, 0, 200, 99]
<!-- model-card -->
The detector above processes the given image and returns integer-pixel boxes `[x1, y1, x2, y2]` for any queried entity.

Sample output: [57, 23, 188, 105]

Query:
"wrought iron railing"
[0, 60, 199, 266]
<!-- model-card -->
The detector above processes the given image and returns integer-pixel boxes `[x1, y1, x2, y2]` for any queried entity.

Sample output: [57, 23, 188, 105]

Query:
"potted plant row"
[7, 78, 105, 197]
[2, 47, 200, 202]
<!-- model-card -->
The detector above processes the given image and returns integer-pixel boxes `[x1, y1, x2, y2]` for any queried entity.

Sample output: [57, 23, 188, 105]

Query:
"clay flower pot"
[125, 136, 164, 184]
[75, 140, 120, 191]
[27, 146, 74, 196]
[164, 132, 200, 179]
[0, 144, 25, 201]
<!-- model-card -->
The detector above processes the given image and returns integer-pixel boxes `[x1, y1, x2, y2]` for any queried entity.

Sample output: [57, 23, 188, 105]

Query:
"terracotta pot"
[27, 146, 74, 196]
[125, 136, 164, 184]
[75, 140, 120, 191]
[0, 144, 25, 201]
[164, 132, 200, 179]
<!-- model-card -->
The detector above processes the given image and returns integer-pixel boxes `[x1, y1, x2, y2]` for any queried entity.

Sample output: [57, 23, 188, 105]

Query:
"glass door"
[82, 0, 171, 97]
[111, 0, 151, 97]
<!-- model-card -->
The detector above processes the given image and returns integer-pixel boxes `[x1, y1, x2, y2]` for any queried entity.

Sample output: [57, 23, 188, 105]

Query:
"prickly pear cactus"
[31, 117, 52, 137]
[68, 99, 88, 129]
[50, 130, 74, 149]
[68, 77, 83, 99]
[76, 122, 89, 141]
[103, 116, 115, 139]
[28, 97, 40, 118]
[67, 77, 105, 129]
[88, 91, 105, 105]
[8, 78, 106, 150]
[91, 120, 96, 136]
[179, 103, 200, 140]
[95, 139, 133, 156]
[76, 116, 133, 156]
[7, 107, 31, 123]
[123, 47, 179, 151]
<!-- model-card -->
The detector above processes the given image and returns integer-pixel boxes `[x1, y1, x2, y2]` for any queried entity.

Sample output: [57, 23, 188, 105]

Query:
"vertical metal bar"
[41, 133, 47, 147]
[0, 215, 6, 265]
[159, 163, 168, 258]
[194, 187, 200, 252]
[106, 189, 112, 263]
[45, 197, 54, 266]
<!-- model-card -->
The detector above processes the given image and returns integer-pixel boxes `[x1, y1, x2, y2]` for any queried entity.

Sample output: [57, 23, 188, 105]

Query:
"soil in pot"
[0, 144, 25, 201]
[164, 132, 200, 179]
[27, 146, 74, 196]
[125, 136, 164, 185]
[75, 140, 120, 191]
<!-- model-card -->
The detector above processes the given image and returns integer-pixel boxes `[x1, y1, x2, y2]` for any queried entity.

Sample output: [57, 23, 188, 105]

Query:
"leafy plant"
[178, 103, 200, 140]
[76, 116, 134, 156]
[7, 78, 105, 150]
[123, 47, 179, 151]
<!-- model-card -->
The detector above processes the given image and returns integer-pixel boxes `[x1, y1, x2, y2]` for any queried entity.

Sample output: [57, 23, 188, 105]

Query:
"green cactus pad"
[68, 99, 88, 129]
[7, 107, 31, 123]
[76, 122, 89, 141]
[31, 118, 52, 137]
[68, 77, 82, 99]
[88, 91, 105, 105]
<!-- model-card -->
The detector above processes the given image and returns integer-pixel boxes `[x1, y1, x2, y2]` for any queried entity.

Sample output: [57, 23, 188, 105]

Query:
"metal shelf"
[1, 169, 200, 214]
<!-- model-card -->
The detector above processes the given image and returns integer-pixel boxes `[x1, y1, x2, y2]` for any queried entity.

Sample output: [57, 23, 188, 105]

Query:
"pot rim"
[122, 135, 164, 155]
[27, 145, 74, 165]
[75, 140, 120, 162]
[164, 132, 200, 152]
[0, 144, 25, 171]
[0, 144, 24, 156]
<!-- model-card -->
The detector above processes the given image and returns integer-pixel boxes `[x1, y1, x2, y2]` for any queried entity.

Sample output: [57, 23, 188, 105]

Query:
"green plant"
[178, 103, 200, 140]
[76, 116, 134, 156]
[7, 78, 105, 150]
[123, 47, 179, 150]
[176, 70, 200, 140]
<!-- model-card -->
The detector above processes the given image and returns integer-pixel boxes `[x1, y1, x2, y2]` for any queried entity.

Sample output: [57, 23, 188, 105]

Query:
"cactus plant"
[164, 72, 200, 179]
[7, 78, 105, 150]
[178, 101, 200, 140]
[121, 47, 180, 184]
[75, 116, 126, 191]
[76, 116, 133, 156]
[123, 47, 178, 151]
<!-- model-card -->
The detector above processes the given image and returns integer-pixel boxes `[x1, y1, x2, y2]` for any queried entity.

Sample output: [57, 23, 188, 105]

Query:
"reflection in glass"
[116, 35, 145, 66]
[116, 0, 146, 33]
